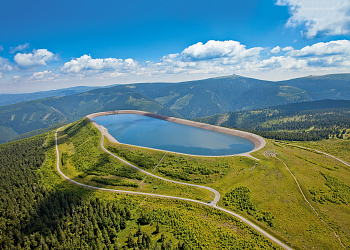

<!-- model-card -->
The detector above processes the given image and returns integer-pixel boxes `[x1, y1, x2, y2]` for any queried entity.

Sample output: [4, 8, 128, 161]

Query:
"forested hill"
[279, 73, 350, 100]
[134, 75, 318, 119]
[0, 122, 280, 249]
[194, 99, 350, 141]
[0, 86, 181, 144]
[1, 73, 350, 144]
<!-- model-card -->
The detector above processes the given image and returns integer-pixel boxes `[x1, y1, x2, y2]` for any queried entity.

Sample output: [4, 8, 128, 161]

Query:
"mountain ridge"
[0, 73, 350, 143]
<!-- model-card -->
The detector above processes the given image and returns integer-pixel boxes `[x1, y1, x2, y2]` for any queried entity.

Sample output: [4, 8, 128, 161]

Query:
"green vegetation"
[3, 73, 350, 144]
[107, 145, 163, 170]
[58, 118, 212, 201]
[0, 86, 181, 144]
[249, 140, 350, 249]
[106, 141, 235, 185]
[91, 176, 139, 188]
[10, 122, 68, 142]
[2, 109, 350, 249]
[223, 187, 275, 227]
[194, 99, 350, 141]
[294, 155, 335, 171]
[0, 123, 282, 249]
[310, 172, 350, 205]
[297, 139, 350, 163]
[106, 132, 350, 249]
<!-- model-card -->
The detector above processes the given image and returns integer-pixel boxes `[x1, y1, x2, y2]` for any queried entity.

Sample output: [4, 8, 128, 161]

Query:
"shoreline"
[86, 110, 266, 159]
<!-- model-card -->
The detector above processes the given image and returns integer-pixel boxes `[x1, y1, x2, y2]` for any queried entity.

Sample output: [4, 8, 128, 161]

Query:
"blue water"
[93, 114, 255, 156]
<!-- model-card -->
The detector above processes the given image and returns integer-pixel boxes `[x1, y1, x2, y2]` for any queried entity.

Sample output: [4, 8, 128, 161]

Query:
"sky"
[1, 0, 350, 93]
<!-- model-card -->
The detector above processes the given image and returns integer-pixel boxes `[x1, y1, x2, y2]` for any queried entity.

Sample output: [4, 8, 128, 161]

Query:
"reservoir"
[93, 114, 255, 156]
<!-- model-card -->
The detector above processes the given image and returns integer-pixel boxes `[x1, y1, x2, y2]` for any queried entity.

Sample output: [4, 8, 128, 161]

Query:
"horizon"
[2, 72, 349, 95]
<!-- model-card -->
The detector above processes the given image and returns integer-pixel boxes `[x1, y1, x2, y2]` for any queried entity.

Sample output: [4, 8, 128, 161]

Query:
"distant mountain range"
[0, 73, 350, 143]
[0, 86, 100, 107]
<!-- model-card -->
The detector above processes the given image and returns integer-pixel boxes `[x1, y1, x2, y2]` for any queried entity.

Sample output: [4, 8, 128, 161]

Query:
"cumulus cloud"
[10, 43, 30, 54]
[0, 45, 4, 53]
[7, 39, 346, 84]
[276, 0, 350, 39]
[271, 46, 281, 54]
[14, 49, 58, 69]
[288, 40, 350, 57]
[180, 40, 263, 61]
[61, 55, 137, 77]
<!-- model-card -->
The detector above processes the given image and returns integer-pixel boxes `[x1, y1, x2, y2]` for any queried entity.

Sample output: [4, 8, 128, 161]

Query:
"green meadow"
[16, 116, 348, 249]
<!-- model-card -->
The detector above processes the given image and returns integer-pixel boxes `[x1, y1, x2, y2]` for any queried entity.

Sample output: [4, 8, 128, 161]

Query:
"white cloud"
[271, 46, 281, 54]
[282, 46, 294, 51]
[10, 43, 30, 54]
[0, 57, 13, 71]
[28, 70, 57, 81]
[4, 39, 347, 85]
[61, 55, 138, 76]
[180, 40, 263, 61]
[14, 49, 58, 69]
[288, 40, 350, 57]
[57, 40, 350, 82]
[0, 72, 2, 79]
[0, 45, 4, 53]
[276, 0, 350, 38]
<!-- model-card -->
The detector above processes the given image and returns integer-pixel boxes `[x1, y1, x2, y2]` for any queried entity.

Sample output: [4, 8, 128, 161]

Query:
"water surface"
[93, 114, 255, 156]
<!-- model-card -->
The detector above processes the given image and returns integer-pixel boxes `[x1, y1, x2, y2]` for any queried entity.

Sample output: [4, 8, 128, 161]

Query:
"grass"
[54, 118, 350, 249]
[106, 133, 350, 249]
[295, 139, 350, 163]
[39, 127, 281, 249]
[56, 118, 213, 202]
[105, 138, 258, 185]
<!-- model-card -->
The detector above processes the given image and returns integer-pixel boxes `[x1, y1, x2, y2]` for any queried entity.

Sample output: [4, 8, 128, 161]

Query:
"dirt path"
[275, 156, 346, 249]
[277, 142, 350, 168]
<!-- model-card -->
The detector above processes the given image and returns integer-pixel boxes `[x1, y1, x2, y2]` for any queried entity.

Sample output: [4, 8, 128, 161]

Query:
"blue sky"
[1, 0, 350, 93]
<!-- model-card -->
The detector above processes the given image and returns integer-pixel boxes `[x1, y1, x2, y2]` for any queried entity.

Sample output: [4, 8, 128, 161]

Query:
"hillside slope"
[194, 99, 350, 141]
[280, 73, 350, 100]
[0, 86, 181, 144]
[1, 73, 350, 144]
[142, 75, 322, 119]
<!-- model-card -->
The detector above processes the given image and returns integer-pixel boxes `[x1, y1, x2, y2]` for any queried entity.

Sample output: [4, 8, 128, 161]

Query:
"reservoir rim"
[86, 110, 266, 158]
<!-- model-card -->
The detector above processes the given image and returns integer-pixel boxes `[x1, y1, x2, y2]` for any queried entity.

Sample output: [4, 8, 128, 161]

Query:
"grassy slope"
[39, 122, 281, 249]
[296, 139, 350, 163]
[57, 119, 213, 202]
[27, 115, 350, 249]
[105, 132, 350, 249]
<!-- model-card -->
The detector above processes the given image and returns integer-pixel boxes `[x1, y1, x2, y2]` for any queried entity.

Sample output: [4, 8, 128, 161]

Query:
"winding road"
[55, 125, 293, 250]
